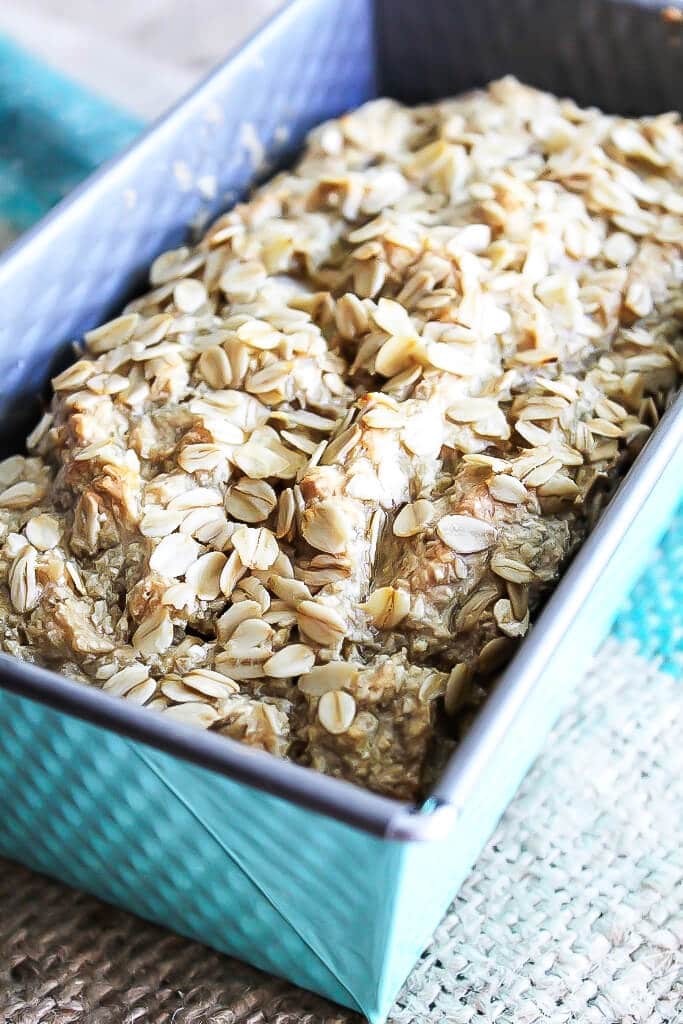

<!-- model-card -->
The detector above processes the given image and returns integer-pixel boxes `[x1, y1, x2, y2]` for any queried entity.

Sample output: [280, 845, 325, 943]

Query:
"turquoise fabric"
[0, 36, 141, 234]
[0, 34, 680, 683]
[612, 503, 682, 676]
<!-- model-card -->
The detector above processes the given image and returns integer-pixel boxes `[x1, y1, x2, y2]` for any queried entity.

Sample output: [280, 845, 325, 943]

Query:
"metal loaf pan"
[0, 1, 681, 1019]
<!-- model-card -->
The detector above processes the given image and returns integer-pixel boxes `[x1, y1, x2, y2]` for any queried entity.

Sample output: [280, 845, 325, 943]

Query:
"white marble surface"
[0, 1, 283, 118]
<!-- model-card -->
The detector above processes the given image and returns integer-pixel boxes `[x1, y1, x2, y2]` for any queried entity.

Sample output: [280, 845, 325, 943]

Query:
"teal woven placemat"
[0, 34, 681, 680]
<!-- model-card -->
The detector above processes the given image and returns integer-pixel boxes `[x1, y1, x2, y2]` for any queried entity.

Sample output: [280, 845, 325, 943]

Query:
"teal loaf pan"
[0, 1, 682, 1019]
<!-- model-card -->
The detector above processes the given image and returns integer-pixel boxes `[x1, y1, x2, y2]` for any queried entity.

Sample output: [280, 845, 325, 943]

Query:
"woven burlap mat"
[1, 637, 680, 1024]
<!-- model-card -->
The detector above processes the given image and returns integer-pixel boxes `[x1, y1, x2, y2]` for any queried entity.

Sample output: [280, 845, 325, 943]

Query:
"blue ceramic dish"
[0, 2, 681, 1019]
